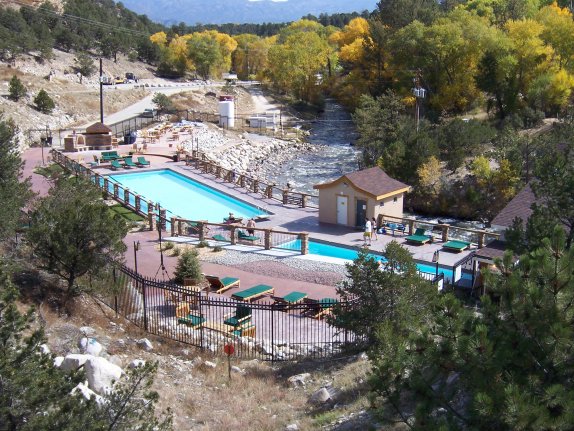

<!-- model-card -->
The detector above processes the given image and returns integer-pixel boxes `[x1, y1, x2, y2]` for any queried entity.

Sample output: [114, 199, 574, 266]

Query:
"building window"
[379, 201, 384, 206]
[393, 197, 398, 203]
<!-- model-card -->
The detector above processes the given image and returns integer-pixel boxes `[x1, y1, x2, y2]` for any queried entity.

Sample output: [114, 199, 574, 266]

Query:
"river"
[264, 99, 360, 194]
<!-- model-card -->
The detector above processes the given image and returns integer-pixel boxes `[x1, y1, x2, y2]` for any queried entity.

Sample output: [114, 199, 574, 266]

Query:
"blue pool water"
[282, 239, 470, 282]
[108, 169, 268, 222]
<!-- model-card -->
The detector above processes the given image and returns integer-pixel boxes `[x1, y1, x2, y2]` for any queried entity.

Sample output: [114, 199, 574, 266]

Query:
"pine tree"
[33, 89, 55, 114]
[173, 249, 201, 285]
[8, 75, 26, 101]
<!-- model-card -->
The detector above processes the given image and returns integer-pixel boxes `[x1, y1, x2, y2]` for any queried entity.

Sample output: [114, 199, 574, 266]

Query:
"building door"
[336, 196, 348, 225]
[356, 199, 367, 227]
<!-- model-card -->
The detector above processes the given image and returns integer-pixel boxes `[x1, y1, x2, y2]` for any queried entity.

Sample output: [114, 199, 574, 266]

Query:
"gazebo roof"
[314, 167, 410, 199]
[85, 122, 112, 134]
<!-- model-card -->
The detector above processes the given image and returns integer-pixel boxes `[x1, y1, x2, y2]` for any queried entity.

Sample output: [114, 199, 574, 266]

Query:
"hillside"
[121, 0, 378, 25]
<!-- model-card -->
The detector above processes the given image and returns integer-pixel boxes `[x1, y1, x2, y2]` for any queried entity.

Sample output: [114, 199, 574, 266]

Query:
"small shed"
[313, 167, 411, 228]
[84, 122, 112, 149]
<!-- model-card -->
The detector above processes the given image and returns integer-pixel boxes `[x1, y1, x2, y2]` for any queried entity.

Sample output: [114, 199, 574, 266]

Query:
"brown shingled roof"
[85, 122, 111, 134]
[314, 167, 410, 198]
[491, 184, 537, 228]
[474, 239, 508, 260]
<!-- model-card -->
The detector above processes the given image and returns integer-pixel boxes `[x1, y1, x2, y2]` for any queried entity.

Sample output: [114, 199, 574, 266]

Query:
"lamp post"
[134, 240, 140, 274]
[433, 250, 440, 276]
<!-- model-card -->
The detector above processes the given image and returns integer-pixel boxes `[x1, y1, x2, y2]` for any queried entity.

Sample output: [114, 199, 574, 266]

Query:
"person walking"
[364, 218, 372, 246]
[371, 217, 378, 241]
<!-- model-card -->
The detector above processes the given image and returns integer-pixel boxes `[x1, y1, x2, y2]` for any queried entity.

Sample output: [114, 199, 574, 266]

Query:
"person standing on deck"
[364, 218, 372, 246]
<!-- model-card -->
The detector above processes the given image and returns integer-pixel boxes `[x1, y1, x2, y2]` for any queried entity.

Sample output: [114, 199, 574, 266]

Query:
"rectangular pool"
[108, 169, 268, 222]
[281, 239, 470, 283]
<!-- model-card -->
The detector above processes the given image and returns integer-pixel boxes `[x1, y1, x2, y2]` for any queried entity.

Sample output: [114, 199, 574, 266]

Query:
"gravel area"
[199, 248, 348, 286]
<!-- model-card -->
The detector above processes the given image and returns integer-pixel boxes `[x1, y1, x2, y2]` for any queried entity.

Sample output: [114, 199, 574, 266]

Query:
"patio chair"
[302, 297, 337, 319]
[110, 159, 127, 170]
[123, 156, 139, 168]
[231, 324, 256, 338]
[136, 156, 150, 166]
[405, 228, 432, 245]
[177, 312, 206, 328]
[223, 304, 252, 328]
[442, 240, 472, 252]
[237, 230, 260, 243]
[211, 234, 228, 242]
[231, 284, 274, 302]
[272, 291, 308, 311]
[205, 275, 240, 294]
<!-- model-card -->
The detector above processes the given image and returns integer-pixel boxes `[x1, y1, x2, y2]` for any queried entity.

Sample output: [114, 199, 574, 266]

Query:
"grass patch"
[108, 204, 145, 222]
[313, 411, 340, 427]
[212, 245, 223, 252]
[35, 163, 65, 179]
[196, 240, 209, 248]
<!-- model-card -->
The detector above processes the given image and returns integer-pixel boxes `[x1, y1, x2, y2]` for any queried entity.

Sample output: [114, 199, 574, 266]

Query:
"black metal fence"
[102, 264, 358, 361]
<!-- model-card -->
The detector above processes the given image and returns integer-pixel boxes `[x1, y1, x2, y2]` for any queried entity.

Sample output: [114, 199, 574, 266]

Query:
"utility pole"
[412, 70, 426, 132]
[99, 58, 104, 124]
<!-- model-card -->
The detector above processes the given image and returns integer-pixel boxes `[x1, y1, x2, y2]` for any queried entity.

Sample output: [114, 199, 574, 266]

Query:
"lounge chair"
[272, 291, 308, 311]
[231, 284, 274, 302]
[442, 240, 472, 252]
[302, 297, 337, 319]
[101, 151, 120, 161]
[223, 304, 252, 328]
[231, 324, 256, 338]
[136, 156, 150, 166]
[110, 159, 127, 170]
[123, 156, 139, 168]
[238, 230, 260, 243]
[177, 313, 206, 328]
[211, 234, 228, 242]
[205, 275, 240, 294]
[405, 228, 432, 245]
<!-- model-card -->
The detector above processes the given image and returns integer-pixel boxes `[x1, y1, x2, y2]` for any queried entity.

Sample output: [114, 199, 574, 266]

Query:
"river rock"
[309, 387, 332, 405]
[85, 357, 123, 395]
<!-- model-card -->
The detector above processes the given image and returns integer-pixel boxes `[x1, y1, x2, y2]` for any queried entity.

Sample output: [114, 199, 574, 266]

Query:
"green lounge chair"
[272, 291, 308, 311]
[302, 297, 337, 319]
[405, 228, 432, 245]
[442, 240, 471, 252]
[177, 313, 206, 328]
[232, 323, 256, 338]
[211, 234, 228, 242]
[110, 159, 126, 170]
[101, 151, 120, 161]
[231, 284, 274, 302]
[238, 230, 260, 243]
[205, 275, 240, 294]
[137, 156, 150, 166]
[123, 156, 139, 168]
[223, 304, 252, 327]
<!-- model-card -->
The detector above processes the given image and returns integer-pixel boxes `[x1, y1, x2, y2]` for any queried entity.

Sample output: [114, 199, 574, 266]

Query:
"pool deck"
[23, 130, 474, 302]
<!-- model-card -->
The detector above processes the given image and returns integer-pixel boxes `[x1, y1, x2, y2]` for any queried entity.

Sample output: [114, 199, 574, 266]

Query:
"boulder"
[79, 337, 103, 356]
[285, 424, 299, 431]
[54, 356, 64, 368]
[309, 387, 332, 405]
[85, 357, 123, 395]
[39, 344, 50, 354]
[137, 338, 153, 351]
[203, 360, 217, 369]
[71, 381, 104, 405]
[80, 326, 96, 336]
[60, 354, 92, 372]
[287, 373, 310, 388]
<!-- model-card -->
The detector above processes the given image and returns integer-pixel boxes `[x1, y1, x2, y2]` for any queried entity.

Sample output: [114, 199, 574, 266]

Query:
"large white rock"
[80, 326, 96, 336]
[85, 357, 123, 395]
[129, 359, 146, 369]
[309, 387, 332, 405]
[79, 337, 103, 356]
[287, 373, 311, 388]
[60, 354, 93, 372]
[54, 356, 64, 368]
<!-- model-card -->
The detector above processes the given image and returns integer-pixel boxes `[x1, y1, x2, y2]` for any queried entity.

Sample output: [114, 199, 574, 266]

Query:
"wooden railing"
[379, 214, 500, 249]
[185, 150, 319, 209]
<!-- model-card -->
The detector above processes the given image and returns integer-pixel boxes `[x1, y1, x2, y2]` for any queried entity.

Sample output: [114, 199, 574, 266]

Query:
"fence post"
[177, 220, 183, 236]
[230, 226, 237, 245]
[253, 179, 259, 194]
[135, 195, 141, 213]
[282, 189, 288, 204]
[148, 202, 156, 231]
[240, 175, 246, 188]
[159, 208, 167, 231]
[301, 194, 307, 208]
[171, 217, 177, 236]
[478, 232, 485, 248]
[113, 183, 119, 199]
[270, 302, 275, 362]
[265, 185, 273, 199]
[441, 225, 449, 242]
[264, 229, 271, 250]
[408, 219, 415, 235]
[142, 279, 148, 331]
[103, 178, 110, 198]
[123, 188, 130, 205]
[198, 222, 205, 241]
[215, 166, 221, 179]
[300, 232, 309, 255]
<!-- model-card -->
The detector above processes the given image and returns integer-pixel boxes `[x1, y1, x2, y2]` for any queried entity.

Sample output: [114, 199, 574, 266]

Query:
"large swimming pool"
[108, 169, 268, 222]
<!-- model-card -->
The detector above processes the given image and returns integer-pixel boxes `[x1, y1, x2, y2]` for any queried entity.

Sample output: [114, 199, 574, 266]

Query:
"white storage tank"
[218, 96, 235, 128]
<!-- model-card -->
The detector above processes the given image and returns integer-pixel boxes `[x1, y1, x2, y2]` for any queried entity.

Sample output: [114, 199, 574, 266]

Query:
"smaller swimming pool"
[280, 239, 470, 283]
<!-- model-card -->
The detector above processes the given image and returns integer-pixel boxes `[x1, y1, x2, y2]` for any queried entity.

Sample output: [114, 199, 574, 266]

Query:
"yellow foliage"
[339, 39, 365, 63]
[417, 156, 442, 194]
[150, 31, 167, 47]
[547, 69, 574, 107]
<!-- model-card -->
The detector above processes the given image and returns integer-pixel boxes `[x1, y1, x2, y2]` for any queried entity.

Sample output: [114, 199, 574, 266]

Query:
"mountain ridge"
[121, 0, 378, 25]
